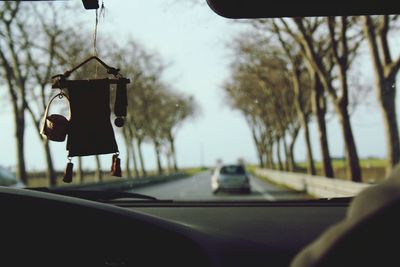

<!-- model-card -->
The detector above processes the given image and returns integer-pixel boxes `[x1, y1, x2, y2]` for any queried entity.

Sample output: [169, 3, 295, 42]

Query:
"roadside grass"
[26, 167, 206, 188]
[181, 167, 208, 176]
[296, 158, 387, 169]
[246, 165, 257, 174]
[248, 158, 387, 184]
[27, 173, 125, 188]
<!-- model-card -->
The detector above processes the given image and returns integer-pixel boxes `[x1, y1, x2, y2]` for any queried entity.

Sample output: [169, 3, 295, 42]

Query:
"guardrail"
[255, 169, 372, 198]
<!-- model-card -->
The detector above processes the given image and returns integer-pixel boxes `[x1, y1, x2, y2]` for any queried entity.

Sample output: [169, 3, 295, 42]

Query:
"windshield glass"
[0, 1, 398, 201]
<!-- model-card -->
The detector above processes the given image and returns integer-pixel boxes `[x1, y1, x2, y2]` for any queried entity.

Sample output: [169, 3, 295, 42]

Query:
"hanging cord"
[93, 1, 105, 57]
[93, 1, 105, 77]
[93, 8, 99, 57]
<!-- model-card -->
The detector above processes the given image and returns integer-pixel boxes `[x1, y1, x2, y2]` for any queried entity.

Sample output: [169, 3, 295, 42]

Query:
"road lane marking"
[250, 176, 277, 201]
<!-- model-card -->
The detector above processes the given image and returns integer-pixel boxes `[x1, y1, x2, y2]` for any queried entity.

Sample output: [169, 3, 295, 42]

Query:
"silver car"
[211, 164, 250, 194]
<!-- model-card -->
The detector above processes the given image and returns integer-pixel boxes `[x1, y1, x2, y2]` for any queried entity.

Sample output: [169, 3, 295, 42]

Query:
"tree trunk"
[378, 78, 400, 174]
[247, 125, 268, 168]
[169, 136, 178, 172]
[153, 140, 163, 175]
[137, 138, 147, 177]
[282, 137, 290, 171]
[166, 152, 172, 174]
[276, 138, 283, 171]
[27, 107, 58, 186]
[43, 139, 57, 186]
[263, 153, 269, 168]
[337, 104, 362, 182]
[301, 116, 316, 175]
[258, 150, 265, 168]
[13, 111, 27, 184]
[125, 143, 132, 178]
[292, 69, 315, 175]
[95, 155, 102, 182]
[131, 141, 140, 178]
[265, 148, 271, 169]
[264, 144, 270, 169]
[250, 126, 265, 168]
[289, 128, 300, 171]
[335, 53, 362, 182]
[313, 75, 334, 178]
[267, 143, 274, 169]
[122, 128, 131, 179]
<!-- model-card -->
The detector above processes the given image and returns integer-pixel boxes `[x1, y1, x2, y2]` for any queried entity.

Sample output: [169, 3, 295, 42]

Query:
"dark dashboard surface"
[132, 204, 346, 245]
[0, 187, 348, 267]
[129, 203, 347, 266]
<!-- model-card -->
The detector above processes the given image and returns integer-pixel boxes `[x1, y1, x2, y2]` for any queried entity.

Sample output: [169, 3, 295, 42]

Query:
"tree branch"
[293, 17, 338, 102]
[379, 15, 392, 65]
[363, 16, 385, 80]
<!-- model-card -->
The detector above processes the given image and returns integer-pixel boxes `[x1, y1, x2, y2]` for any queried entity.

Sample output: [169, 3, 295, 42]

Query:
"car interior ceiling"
[205, 0, 400, 18]
[2, 1, 400, 267]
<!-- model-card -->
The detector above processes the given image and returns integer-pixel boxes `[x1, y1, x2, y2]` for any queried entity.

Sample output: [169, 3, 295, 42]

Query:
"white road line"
[250, 176, 276, 201]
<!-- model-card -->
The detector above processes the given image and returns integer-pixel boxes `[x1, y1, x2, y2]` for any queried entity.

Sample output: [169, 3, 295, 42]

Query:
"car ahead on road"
[211, 164, 250, 193]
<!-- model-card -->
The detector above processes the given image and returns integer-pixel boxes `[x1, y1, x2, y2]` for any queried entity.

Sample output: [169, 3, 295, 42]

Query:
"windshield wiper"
[28, 188, 160, 202]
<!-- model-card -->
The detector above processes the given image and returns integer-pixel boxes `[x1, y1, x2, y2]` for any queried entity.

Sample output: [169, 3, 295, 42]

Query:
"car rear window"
[220, 166, 246, 175]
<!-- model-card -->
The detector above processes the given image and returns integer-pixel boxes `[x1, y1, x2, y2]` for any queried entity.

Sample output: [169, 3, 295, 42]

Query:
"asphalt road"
[129, 171, 310, 201]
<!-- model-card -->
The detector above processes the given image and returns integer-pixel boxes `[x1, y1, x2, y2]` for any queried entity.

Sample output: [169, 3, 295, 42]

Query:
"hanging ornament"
[51, 56, 130, 183]
[63, 158, 74, 183]
[111, 153, 122, 177]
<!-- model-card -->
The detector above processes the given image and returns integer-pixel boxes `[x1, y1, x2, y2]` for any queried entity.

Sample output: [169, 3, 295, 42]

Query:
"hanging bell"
[63, 159, 74, 183]
[111, 154, 117, 172]
[111, 154, 122, 177]
[114, 117, 125, 128]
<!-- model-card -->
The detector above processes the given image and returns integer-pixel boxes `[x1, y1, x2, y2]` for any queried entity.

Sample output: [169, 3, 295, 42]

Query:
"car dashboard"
[0, 187, 348, 267]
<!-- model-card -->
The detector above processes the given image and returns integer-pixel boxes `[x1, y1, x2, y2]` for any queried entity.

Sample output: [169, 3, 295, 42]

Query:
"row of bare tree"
[0, 2, 197, 186]
[224, 16, 400, 182]
[115, 42, 198, 178]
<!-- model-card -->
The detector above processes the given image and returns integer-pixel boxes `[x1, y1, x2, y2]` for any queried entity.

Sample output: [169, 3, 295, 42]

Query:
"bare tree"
[21, 3, 72, 186]
[293, 17, 363, 182]
[0, 2, 29, 184]
[363, 15, 400, 174]
[224, 37, 301, 173]
[271, 21, 316, 174]
[249, 18, 335, 177]
[158, 91, 198, 172]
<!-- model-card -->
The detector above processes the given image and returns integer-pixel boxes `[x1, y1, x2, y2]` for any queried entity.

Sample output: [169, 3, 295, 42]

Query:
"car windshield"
[0, 0, 398, 201]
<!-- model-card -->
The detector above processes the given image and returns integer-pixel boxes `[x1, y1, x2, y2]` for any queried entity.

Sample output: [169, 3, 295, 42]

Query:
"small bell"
[111, 154, 118, 172]
[111, 154, 122, 177]
[63, 158, 74, 183]
[114, 117, 125, 127]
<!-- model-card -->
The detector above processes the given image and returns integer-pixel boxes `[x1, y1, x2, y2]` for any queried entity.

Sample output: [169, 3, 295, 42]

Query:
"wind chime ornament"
[40, 92, 71, 142]
[42, 56, 130, 183]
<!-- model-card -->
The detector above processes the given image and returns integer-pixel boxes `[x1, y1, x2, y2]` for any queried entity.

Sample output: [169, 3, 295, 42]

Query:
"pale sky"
[0, 0, 399, 172]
